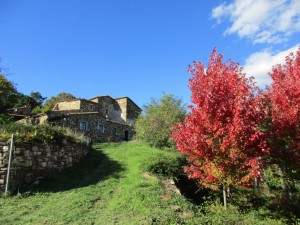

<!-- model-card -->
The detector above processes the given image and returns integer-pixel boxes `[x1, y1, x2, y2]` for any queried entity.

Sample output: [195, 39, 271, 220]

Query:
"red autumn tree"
[172, 49, 269, 202]
[268, 47, 300, 188]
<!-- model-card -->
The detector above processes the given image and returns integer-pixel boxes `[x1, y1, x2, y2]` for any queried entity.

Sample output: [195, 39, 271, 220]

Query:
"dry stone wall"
[0, 139, 90, 193]
[56, 113, 134, 143]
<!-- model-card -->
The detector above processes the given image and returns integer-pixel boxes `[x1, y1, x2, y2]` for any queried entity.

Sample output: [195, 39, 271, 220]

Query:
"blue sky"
[0, 0, 299, 108]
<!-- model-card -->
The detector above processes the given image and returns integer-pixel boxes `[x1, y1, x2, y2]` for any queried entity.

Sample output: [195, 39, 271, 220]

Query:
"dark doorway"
[125, 131, 129, 141]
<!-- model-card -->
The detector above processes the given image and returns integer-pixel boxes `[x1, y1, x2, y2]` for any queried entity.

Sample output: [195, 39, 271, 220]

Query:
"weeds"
[0, 123, 90, 145]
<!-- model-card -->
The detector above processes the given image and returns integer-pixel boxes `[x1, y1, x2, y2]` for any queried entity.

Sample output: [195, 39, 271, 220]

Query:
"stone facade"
[115, 97, 141, 126]
[36, 96, 141, 143]
[6, 105, 31, 120]
[0, 139, 90, 193]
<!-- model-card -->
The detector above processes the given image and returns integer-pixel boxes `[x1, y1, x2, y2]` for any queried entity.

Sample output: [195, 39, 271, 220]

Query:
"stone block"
[14, 148, 21, 154]
[25, 160, 32, 167]
[3, 146, 9, 152]
[24, 150, 31, 157]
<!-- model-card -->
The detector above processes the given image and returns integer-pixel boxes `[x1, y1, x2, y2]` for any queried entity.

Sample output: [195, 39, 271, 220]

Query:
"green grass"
[0, 142, 194, 224]
[0, 141, 288, 224]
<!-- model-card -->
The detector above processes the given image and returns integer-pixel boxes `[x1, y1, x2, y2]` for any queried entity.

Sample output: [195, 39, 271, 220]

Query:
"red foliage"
[268, 47, 300, 170]
[172, 49, 269, 190]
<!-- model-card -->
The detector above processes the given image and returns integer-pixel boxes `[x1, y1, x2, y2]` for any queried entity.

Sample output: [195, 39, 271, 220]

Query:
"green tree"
[135, 94, 186, 149]
[30, 91, 47, 107]
[43, 92, 76, 112]
[13, 91, 46, 108]
[0, 72, 46, 115]
[0, 74, 18, 113]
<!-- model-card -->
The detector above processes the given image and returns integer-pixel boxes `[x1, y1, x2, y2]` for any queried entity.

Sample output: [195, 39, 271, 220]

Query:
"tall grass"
[0, 123, 90, 145]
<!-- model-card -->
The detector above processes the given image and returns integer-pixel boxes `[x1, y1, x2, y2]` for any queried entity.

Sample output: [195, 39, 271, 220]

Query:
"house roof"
[53, 95, 141, 111]
[66, 112, 99, 115]
[114, 97, 142, 111]
[89, 95, 141, 111]
[56, 98, 97, 104]
[89, 95, 113, 101]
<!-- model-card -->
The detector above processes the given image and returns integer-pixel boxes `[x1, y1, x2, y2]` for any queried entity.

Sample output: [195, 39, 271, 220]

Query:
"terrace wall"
[0, 139, 90, 193]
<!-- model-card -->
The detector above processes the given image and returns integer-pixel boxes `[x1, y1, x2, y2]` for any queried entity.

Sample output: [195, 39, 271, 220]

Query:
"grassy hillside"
[0, 142, 286, 224]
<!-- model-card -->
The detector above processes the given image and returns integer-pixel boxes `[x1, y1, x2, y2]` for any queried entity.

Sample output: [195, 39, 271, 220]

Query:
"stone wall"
[126, 98, 142, 125]
[30, 95, 141, 143]
[0, 139, 90, 193]
[90, 96, 123, 121]
[115, 97, 142, 126]
[54, 99, 81, 111]
[52, 112, 134, 143]
[54, 99, 98, 112]
[115, 98, 128, 123]
[79, 99, 99, 112]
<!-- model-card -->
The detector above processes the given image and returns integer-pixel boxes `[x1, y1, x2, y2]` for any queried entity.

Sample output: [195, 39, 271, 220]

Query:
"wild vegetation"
[135, 94, 186, 149]
[131, 47, 300, 221]
[172, 47, 300, 212]
[0, 123, 89, 145]
[0, 142, 289, 224]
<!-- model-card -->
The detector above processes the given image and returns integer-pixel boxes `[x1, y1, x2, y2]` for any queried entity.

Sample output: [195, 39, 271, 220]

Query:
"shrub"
[135, 94, 186, 149]
[144, 153, 186, 179]
[0, 114, 12, 124]
[0, 123, 90, 145]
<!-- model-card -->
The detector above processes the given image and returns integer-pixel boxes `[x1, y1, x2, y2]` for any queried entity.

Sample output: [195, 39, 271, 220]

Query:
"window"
[80, 121, 87, 131]
[105, 108, 109, 114]
[97, 124, 104, 134]
[112, 127, 117, 135]
[89, 104, 94, 110]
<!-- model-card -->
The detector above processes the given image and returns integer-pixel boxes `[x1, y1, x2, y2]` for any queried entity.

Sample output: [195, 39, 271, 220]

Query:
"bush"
[144, 153, 186, 179]
[135, 94, 186, 149]
[0, 123, 90, 145]
[0, 114, 12, 124]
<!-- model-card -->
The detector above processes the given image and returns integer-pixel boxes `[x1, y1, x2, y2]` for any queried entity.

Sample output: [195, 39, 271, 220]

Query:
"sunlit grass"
[0, 141, 191, 224]
[0, 141, 288, 224]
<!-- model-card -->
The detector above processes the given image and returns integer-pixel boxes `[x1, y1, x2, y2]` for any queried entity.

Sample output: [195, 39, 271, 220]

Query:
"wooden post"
[5, 134, 14, 194]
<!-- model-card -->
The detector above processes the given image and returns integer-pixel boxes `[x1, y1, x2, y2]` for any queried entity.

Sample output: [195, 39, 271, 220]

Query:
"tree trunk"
[223, 183, 227, 210]
[278, 164, 292, 199]
[254, 177, 258, 189]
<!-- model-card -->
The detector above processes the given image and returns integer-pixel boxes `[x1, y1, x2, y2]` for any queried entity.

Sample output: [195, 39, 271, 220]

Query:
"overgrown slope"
[0, 142, 286, 224]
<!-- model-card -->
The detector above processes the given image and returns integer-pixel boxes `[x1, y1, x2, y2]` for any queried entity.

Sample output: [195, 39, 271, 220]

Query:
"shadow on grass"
[27, 146, 125, 193]
[175, 175, 217, 205]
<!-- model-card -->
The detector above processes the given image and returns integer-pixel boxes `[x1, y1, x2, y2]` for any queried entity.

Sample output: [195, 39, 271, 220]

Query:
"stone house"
[6, 104, 31, 120]
[35, 96, 141, 143]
